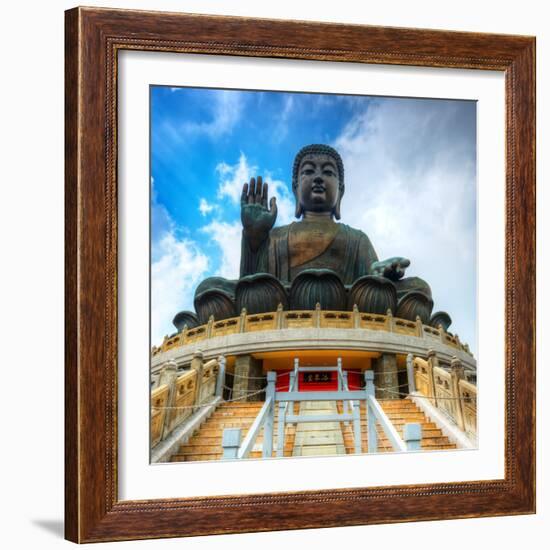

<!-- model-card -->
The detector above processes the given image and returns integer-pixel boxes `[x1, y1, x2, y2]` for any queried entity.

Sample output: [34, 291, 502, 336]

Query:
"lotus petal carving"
[172, 310, 199, 332]
[235, 273, 288, 315]
[429, 311, 452, 331]
[348, 275, 397, 314]
[290, 269, 346, 311]
[396, 291, 434, 323]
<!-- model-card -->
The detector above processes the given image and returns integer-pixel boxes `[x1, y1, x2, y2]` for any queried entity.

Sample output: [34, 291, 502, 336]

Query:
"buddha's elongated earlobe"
[293, 187, 304, 218]
[334, 184, 344, 220]
[334, 198, 342, 220]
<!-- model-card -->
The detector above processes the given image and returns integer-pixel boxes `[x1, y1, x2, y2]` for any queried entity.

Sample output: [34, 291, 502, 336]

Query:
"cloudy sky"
[150, 86, 477, 355]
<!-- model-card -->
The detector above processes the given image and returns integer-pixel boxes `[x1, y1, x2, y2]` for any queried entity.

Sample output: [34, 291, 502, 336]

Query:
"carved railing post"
[158, 360, 178, 441]
[352, 304, 360, 328]
[216, 355, 226, 398]
[415, 315, 423, 337]
[191, 350, 204, 410]
[276, 303, 284, 329]
[182, 324, 189, 345]
[314, 302, 321, 328]
[386, 309, 394, 332]
[426, 349, 438, 407]
[450, 356, 466, 430]
[404, 423, 422, 451]
[455, 333, 462, 349]
[239, 308, 247, 333]
[364, 370, 377, 452]
[206, 315, 214, 338]
[263, 372, 277, 458]
[222, 428, 241, 459]
[406, 353, 416, 393]
[439, 324, 446, 344]
[288, 371, 296, 419]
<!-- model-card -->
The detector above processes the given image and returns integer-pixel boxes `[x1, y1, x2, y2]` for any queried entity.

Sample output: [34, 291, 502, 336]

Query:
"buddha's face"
[296, 153, 341, 215]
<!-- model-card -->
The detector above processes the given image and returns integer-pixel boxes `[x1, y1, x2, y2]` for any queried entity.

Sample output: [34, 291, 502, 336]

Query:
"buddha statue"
[175, 144, 450, 331]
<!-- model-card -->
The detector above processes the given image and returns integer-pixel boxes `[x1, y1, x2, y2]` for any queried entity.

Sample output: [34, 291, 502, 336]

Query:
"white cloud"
[216, 152, 295, 225]
[216, 152, 254, 204]
[199, 198, 215, 216]
[272, 95, 295, 143]
[151, 179, 175, 257]
[151, 181, 209, 344]
[263, 173, 294, 226]
[334, 98, 477, 350]
[154, 91, 243, 154]
[151, 232, 209, 346]
[152, 150, 294, 331]
[182, 90, 243, 138]
[201, 220, 242, 279]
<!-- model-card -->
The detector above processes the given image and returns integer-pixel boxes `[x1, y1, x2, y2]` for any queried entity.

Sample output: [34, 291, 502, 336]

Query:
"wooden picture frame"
[65, 6, 535, 543]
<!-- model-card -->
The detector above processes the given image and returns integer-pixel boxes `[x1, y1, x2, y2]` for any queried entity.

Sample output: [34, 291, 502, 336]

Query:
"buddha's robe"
[240, 221, 378, 286]
[238, 220, 431, 299]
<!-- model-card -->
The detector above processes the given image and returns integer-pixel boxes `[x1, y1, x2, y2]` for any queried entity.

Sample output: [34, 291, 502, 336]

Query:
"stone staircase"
[338, 399, 456, 453]
[171, 398, 455, 462]
[170, 402, 297, 462]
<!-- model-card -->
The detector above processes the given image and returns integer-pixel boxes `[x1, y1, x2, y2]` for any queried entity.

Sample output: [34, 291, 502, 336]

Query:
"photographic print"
[149, 86, 478, 463]
[65, 8, 535, 541]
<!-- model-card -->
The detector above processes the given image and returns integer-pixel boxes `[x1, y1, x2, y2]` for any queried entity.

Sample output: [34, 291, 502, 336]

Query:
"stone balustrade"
[150, 384, 170, 447]
[150, 355, 223, 449]
[152, 305, 472, 359]
[412, 352, 477, 438]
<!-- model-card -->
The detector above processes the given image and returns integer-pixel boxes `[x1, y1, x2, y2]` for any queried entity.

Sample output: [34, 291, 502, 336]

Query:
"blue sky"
[151, 86, 477, 355]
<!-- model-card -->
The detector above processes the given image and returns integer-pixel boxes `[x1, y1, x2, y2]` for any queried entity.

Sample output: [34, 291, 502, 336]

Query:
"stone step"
[219, 402, 265, 407]
[187, 431, 294, 449]
[195, 420, 291, 430]
[364, 413, 428, 421]
[341, 428, 450, 442]
[195, 426, 297, 437]
[212, 405, 263, 410]
[341, 434, 453, 447]
[210, 405, 284, 416]
[210, 411, 267, 418]
[172, 450, 296, 462]
[352, 420, 439, 429]
[193, 422, 255, 432]
[178, 442, 295, 454]
[172, 453, 222, 461]
[342, 426, 443, 438]
[379, 402, 420, 408]
[342, 444, 456, 454]
[187, 428, 446, 447]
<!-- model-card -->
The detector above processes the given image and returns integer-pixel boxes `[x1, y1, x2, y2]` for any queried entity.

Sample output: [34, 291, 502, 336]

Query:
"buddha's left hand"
[370, 257, 410, 281]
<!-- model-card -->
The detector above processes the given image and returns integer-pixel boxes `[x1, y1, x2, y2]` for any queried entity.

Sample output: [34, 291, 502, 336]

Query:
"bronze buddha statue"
[175, 144, 450, 331]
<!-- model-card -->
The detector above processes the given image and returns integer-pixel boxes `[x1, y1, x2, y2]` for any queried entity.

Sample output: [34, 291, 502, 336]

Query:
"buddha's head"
[292, 144, 345, 220]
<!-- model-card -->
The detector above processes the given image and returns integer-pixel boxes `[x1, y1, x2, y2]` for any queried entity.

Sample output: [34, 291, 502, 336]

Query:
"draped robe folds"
[240, 222, 379, 286]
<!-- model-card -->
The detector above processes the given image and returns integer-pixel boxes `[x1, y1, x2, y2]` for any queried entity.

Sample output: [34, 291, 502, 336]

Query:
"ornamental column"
[373, 353, 399, 400]
[232, 355, 264, 402]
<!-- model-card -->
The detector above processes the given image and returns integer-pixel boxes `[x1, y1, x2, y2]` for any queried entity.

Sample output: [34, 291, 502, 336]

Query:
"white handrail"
[276, 371, 298, 456]
[225, 367, 420, 459]
[237, 396, 273, 459]
[366, 395, 407, 452]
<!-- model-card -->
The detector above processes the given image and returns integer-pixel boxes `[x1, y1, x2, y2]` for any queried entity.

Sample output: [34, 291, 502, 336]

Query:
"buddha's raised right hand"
[241, 176, 278, 252]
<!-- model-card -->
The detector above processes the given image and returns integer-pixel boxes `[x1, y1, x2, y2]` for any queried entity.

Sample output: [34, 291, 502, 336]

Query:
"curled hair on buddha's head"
[292, 144, 345, 220]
